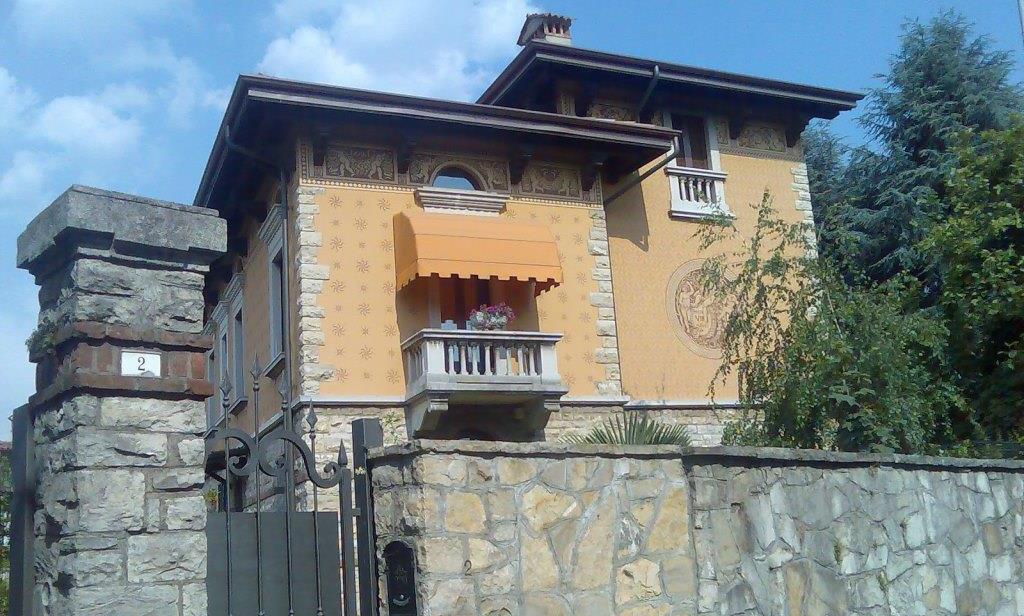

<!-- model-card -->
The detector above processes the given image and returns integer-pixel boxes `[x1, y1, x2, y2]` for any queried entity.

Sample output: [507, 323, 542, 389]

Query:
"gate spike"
[306, 401, 318, 432]
[219, 380, 232, 413]
[250, 354, 262, 381]
[337, 435, 349, 467]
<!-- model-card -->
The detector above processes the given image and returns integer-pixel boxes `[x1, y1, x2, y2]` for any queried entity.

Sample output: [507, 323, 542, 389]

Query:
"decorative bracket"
[510, 145, 534, 186]
[396, 139, 416, 175]
[728, 110, 752, 140]
[785, 113, 812, 148]
[312, 129, 329, 167]
[582, 152, 608, 192]
[575, 87, 595, 117]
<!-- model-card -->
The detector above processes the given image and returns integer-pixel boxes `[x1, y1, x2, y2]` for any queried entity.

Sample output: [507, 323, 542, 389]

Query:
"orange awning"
[393, 210, 563, 294]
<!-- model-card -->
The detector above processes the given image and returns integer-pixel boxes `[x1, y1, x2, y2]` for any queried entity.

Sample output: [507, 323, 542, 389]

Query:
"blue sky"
[1, 0, 1022, 439]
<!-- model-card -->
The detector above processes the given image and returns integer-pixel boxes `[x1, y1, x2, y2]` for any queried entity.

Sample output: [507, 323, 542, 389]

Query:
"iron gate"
[204, 357, 384, 615]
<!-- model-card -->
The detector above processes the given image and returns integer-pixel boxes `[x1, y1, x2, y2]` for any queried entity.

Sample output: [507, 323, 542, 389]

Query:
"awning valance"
[393, 210, 563, 294]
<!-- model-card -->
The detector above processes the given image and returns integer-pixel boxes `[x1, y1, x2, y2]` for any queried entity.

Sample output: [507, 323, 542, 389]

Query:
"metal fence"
[204, 360, 384, 615]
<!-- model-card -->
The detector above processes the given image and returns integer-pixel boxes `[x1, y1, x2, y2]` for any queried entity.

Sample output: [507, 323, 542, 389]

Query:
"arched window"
[431, 166, 481, 190]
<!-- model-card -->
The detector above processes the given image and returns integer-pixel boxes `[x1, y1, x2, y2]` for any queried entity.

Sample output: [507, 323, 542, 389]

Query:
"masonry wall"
[16, 186, 225, 615]
[369, 442, 1024, 616]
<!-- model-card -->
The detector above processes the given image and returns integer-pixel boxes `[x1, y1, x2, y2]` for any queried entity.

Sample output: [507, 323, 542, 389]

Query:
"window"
[671, 114, 710, 169]
[431, 166, 481, 191]
[664, 112, 729, 219]
[262, 205, 286, 376]
[269, 248, 285, 359]
[218, 330, 229, 408]
[205, 348, 217, 427]
[232, 306, 245, 398]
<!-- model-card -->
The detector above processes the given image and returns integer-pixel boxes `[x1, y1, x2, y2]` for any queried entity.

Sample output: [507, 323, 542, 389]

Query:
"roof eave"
[194, 74, 679, 210]
[479, 42, 864, 113]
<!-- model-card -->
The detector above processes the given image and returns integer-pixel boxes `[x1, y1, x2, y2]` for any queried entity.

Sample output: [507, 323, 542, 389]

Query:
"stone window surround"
[414, 185, 507, 216]
[206, 271, 246, 424]
[258, 204, 287, 376]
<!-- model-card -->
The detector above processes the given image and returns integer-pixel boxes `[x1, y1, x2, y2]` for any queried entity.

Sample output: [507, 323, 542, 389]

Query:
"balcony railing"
[400, 328, 567, 435]
[403, 329, 562, 384]
[666, 166, 729, 219]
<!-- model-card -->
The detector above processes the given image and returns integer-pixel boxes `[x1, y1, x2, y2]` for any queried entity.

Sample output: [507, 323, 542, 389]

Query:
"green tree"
[802, 124, 853, 270]
[698, 192, 967, 453]
[814, 12, 1021, 291]
[929, 121, 1024, 445]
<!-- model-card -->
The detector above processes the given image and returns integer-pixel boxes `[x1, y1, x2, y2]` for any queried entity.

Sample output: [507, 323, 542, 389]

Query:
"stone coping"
[18, 184, 226, 272]
[368, 440, 1024, 472]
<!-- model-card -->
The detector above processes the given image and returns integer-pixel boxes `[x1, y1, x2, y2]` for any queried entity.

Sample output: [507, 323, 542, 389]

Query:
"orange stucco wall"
[304, 185, 608, 398]
[607, 148, 807, 402]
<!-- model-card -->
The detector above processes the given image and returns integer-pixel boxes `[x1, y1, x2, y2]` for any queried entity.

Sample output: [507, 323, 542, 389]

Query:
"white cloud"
[0, 67, 36, 132]
[33, 96, 142, 155]
[0, 151, 49, 202]
[260, 27, 370, 86]
[11, 0, 193, 44]
[97, 83, 153, 110]
[115, 39, 226, 126]
[259, 0, 539, 101]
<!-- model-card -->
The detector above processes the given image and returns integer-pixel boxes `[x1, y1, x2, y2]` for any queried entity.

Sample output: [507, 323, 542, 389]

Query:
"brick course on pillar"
[17, 185, 226, 615]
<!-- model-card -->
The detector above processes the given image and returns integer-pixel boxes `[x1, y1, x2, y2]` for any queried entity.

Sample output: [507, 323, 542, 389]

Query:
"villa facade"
[197, 14, 861, 447]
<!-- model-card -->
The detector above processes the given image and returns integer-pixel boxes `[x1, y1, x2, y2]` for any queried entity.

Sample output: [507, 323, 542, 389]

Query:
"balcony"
[666, 166, 729, 220]
[401, 329, 567, 438]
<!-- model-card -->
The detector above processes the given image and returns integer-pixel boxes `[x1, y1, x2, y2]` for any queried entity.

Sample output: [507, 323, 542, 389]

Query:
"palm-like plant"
[565, 412, 692, 447]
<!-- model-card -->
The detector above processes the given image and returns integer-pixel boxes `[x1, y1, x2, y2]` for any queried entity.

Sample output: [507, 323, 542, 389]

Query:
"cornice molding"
[415, 186, 507, 216]
[257, 204, 285, 246]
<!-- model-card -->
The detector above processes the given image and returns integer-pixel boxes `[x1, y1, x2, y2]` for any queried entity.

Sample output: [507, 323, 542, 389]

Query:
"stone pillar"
[17, 185, 226, 615]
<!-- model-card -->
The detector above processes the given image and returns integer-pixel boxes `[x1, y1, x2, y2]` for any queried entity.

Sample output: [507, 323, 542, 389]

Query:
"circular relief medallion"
[666, 259, 726, 359]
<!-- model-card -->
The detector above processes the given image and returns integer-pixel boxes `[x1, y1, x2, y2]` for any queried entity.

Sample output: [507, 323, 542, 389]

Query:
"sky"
[1, 0, 1022, 439]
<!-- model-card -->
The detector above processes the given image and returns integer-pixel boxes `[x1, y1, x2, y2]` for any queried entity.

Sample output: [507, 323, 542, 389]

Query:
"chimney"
[517, 13, 572, 46]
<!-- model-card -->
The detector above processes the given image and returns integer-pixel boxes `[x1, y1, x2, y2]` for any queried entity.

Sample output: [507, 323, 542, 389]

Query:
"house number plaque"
[120, 351, 161, 377]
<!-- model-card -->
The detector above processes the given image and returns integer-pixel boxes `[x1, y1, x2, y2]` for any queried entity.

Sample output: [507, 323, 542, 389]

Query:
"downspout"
[605, 64, 673, 207]
[637, 64, 660, 119]
[603, 142, 678, 207]
[221, 124, 298, 510]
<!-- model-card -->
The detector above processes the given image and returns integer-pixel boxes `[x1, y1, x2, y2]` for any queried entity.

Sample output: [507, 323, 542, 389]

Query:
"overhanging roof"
[194, 74, 678, 211]
[478, 41, 863, 120]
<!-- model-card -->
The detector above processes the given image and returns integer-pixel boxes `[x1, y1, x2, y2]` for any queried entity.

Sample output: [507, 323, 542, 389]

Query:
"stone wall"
[17, 186, 225, 615]
[369, 442, 1024, 616]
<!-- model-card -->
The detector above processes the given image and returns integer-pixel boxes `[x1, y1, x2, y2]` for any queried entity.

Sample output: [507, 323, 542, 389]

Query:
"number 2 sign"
[120, 351, 162, 378]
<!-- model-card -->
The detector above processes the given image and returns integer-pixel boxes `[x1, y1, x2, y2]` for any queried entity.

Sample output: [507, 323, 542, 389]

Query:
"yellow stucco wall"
[607, 149, 807, 402]
[306, 185, 607, 398]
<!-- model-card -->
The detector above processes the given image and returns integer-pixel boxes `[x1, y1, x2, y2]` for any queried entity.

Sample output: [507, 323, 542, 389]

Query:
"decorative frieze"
[518, 161, 602, 204]
[407, 152, 510, 192]
[716, 119, 804, 161]
[297, 140, 603, 204]
[325, 145, 396, 182]
[587, 100, 636, 122]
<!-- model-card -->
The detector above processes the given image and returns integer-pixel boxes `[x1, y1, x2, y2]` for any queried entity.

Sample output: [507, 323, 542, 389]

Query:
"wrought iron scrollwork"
[203, 352, 372, 616]
[256, 426, 342, 488]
